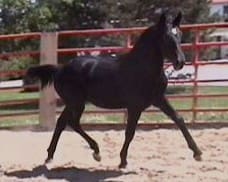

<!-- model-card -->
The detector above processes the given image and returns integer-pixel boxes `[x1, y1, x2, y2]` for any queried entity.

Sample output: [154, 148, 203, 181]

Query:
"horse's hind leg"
[45, 107, 70, 163]
[67, 105, 101, 162]
[154, 96, 202, 161]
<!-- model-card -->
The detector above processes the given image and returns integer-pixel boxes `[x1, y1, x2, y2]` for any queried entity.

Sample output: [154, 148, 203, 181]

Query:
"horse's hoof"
[44, 157, 53, 164]
[93, 152, 101, 162]
[194, 152, 202, 161]
[118, 162, 127, 169]
[194, 154, 202, 161]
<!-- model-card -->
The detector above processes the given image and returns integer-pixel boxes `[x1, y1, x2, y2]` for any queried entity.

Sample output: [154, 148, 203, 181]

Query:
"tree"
[97, 0, 215, 28]
[0, 0, 32, 34]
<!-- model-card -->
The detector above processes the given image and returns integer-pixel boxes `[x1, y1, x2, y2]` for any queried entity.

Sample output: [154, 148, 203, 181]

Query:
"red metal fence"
[0, 23, 228, 128]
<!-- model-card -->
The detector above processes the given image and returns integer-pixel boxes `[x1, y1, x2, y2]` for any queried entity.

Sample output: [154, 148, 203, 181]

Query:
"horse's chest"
[125, 78, 167, 109]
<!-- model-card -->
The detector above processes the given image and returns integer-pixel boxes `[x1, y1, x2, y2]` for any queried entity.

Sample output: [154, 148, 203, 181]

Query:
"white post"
[39, 32, 58, 130]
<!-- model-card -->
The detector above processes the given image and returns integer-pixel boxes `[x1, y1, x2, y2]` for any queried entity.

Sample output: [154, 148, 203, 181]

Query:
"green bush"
[0, 56, 38, 71]
[0, 56, 38, 80]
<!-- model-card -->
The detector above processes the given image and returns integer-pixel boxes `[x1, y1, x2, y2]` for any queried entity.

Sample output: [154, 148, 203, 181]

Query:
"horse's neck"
[124, 37, 164, 76]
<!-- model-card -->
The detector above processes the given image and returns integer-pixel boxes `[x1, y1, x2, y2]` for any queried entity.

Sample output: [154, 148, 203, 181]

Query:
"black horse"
[27, 11, 202, 168]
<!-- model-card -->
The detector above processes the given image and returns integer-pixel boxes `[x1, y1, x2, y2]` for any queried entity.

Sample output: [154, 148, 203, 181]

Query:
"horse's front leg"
[45, 107, 69, 163]
[154, 96, 202, 160]
[119, 109, 141, 168]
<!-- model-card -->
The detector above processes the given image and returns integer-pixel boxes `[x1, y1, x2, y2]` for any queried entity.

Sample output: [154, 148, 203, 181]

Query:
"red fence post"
[39, 32, 58, 130]
[192, 30, 200, 122]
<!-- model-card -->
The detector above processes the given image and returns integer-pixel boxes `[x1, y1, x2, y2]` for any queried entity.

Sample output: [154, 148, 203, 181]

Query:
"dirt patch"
[0, 128, 228, 181]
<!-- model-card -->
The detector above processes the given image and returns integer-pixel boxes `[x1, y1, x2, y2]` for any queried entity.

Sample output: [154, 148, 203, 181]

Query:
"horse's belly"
[88, 96, 125, 109]
[87, 84, 125, 109]
[89, 99, 125, 109]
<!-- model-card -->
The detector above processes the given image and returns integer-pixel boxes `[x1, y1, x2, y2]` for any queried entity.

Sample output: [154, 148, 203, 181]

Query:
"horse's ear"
[172, 11, 182, 27]
[157, 12, 167, 34]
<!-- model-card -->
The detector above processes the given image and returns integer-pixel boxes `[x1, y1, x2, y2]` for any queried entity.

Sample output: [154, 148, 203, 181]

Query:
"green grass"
[0, 91, 39, 102]
[1, 86, 228, 127]
[0, 116, 39, 128]
[198, 86, 228, 94]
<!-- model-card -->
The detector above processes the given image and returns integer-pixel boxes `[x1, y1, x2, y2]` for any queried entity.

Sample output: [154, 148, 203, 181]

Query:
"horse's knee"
[175, 116, 186, 128]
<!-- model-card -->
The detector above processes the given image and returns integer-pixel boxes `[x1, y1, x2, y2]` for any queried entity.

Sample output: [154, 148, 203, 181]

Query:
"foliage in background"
[0, 0, 218, 36]
[97, 0, 217, 28]
[0, 56, 37, 71]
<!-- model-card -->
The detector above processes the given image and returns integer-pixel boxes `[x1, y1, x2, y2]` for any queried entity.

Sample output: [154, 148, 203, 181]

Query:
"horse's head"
[157, 11, 185, 70]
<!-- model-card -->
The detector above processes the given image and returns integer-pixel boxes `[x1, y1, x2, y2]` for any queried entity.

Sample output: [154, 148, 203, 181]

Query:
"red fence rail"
[0, 23, 228, 128]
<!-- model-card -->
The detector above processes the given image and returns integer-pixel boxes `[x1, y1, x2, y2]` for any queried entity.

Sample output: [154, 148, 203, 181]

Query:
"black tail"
[26, 64, 59, 89]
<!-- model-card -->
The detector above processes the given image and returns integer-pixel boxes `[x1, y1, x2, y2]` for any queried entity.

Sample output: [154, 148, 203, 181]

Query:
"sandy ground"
[0, 128, 228, 182]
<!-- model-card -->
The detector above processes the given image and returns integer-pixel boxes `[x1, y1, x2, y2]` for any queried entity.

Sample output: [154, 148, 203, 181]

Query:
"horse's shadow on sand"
[5, 164, 135, 182]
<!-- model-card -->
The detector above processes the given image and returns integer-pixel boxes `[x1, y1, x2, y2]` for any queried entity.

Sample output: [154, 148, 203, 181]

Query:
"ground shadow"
[5, 165, 135, 182]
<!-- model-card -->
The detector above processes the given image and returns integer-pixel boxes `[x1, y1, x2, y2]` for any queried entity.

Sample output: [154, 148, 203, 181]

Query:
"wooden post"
[39, 32, 58, 130]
